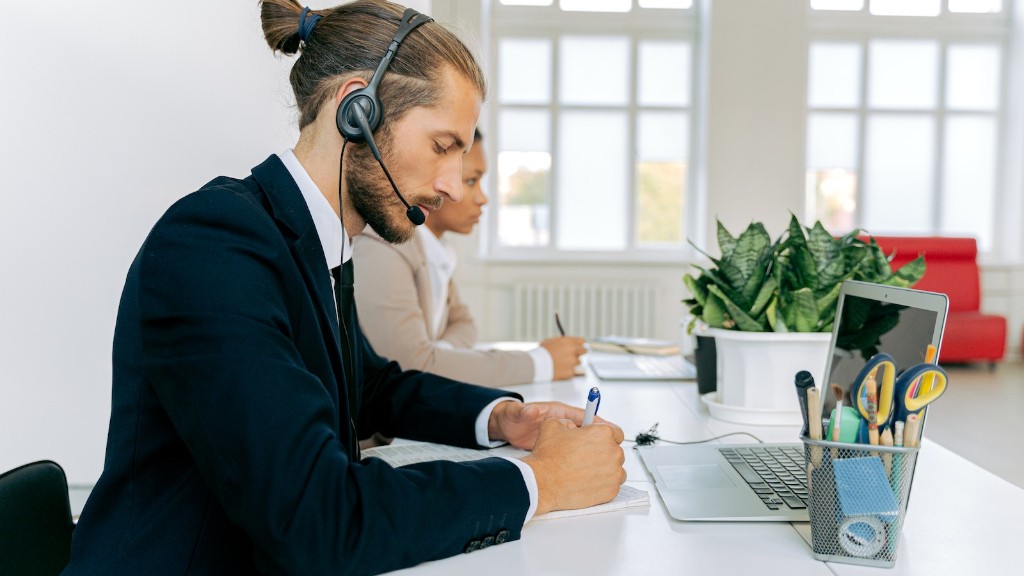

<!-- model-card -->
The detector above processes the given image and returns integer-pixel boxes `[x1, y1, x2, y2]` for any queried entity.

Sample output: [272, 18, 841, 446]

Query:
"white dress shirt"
[277, 149, 538, 521]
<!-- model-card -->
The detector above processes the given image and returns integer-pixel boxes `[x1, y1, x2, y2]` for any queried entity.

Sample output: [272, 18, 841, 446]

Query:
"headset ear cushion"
[337, 91, 380, 142]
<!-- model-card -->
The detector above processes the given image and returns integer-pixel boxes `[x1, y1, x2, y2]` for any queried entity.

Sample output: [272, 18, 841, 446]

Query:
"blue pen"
[582, 386, 601, 426]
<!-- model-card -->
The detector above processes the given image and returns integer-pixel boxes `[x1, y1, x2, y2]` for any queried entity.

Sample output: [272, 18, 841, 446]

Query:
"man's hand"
[540, 336, 587, 380]
[521, 419, 626, 515]
[488, 401, 617, 450]
[487, 401, 626, 515]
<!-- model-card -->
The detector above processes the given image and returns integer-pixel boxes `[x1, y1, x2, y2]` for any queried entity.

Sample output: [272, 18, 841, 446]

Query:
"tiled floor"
[922, 359, 1024, 489]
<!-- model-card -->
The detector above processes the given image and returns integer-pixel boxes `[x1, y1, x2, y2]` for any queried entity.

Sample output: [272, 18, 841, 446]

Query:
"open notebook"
[362, 441, 649, 520]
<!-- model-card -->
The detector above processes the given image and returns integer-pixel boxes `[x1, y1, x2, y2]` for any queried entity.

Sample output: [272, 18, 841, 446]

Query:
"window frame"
[805, 1, 1011, 252]
[483, 0, 701, 262]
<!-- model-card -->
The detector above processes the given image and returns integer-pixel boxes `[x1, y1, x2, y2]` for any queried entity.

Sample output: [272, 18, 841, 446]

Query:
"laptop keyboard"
[719, 446, 808, 510]
[633, 356, 689, 377]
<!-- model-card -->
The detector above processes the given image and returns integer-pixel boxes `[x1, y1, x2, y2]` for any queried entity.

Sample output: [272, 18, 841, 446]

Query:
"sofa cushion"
[937, 312, 1007, 363]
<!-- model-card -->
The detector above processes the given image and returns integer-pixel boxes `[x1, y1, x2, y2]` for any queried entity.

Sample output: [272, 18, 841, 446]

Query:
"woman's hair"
[260, 0, 486, 130]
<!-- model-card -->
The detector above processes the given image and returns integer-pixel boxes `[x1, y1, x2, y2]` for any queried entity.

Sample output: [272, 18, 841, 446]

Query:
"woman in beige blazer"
[353, 131, 586, 386]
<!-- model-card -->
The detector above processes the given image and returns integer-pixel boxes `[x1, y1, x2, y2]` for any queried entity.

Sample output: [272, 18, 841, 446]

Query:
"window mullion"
[856, 38, 870, 230]
[627, 35, 639, 253]
[549, 32, 561, 255]
[933, 39, 949, 234]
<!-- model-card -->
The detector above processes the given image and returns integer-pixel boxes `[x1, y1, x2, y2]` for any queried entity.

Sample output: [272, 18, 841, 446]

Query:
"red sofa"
[868, 236, 1006, 365]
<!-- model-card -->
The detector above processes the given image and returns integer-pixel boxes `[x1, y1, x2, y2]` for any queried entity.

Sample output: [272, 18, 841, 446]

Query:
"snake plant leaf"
[683, 273, 707, 307]
[767, 295, 791, 332]
[731, 222, 773, 285]
[818, 252, 849, 289]
[750, 275, 777, 318]
[815, 282, 843, 329]
[741, 258, 771, 308]
[807, 219, 839, 272]
[788, 287, 819, 333]
[700, 265, 751, 311]
[708, 284, 765, 332]
[716, 220, 738, 260]
[702, 290, 730, 328]
[886, 255, 926, 288]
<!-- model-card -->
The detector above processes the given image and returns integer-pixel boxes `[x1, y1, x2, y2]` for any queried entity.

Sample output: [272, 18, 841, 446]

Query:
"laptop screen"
[820, 281, 948, 416]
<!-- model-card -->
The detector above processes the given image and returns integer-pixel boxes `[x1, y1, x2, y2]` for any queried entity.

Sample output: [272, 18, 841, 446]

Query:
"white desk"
[390, 368, 1024, 575]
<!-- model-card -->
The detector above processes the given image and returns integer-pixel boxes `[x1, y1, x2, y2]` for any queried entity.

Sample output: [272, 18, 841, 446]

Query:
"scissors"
[892, 362, 948, 424]
[852, 353, 897, 443]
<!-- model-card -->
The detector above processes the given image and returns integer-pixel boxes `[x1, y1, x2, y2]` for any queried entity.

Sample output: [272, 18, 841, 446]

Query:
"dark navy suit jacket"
[63, 156, 529, 575]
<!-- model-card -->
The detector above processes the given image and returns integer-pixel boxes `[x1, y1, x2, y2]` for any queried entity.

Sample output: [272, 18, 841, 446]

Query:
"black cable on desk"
[626, 423, 764, 447]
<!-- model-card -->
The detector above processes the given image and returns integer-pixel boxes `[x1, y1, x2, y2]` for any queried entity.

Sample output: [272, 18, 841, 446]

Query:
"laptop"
[637, 280, 948, 521]
[588, 354, 697, 381]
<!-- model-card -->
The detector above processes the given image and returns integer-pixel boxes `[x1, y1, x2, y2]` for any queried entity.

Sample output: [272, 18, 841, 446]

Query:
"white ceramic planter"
[705, 328, 831, 425]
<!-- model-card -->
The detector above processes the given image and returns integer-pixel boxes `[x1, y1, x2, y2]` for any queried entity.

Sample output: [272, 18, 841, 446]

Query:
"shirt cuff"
[528, 346, 554, 383]
[499, 456, 539, 523]
[474, 397, 521, 448]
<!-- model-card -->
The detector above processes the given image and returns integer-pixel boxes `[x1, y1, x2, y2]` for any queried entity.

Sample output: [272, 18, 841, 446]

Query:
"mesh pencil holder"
[800, 436, 920, 568]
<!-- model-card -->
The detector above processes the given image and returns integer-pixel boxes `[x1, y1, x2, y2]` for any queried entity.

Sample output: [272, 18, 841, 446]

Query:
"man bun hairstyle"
[259, 0, 486, 130]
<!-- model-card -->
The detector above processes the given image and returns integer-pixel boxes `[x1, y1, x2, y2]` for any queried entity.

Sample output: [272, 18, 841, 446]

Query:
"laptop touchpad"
[658, 464, 736, 489]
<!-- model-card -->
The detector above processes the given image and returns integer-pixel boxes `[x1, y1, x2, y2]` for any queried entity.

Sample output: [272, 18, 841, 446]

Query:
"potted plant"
[683, 215, 925, 424]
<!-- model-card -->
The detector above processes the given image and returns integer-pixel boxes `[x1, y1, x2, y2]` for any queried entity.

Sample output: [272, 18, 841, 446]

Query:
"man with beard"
[62, 2, 625, 576]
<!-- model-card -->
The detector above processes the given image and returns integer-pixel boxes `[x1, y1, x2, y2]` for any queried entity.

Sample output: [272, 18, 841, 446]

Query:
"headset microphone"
[336, 8, 432, 226]
[349, 104, 425, 226]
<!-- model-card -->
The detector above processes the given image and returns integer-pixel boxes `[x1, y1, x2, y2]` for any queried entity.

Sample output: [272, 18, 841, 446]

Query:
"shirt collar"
[277, 148, 351, 269]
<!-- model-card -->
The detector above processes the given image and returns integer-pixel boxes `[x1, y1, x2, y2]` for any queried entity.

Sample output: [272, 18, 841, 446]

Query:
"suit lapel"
[251, 156, 339, 334]
[249, 156, 344, 399]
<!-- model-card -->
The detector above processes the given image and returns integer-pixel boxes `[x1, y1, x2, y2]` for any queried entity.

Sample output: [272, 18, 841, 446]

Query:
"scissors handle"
[894, 363, 948, 423]
[854, 353, 896, 430]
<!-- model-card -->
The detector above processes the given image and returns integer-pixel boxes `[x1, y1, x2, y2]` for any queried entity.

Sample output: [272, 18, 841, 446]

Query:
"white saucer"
[700, 392, 803, 426]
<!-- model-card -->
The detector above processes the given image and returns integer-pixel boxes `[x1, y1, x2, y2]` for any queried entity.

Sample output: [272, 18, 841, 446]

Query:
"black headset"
[335, 8, 433, 225]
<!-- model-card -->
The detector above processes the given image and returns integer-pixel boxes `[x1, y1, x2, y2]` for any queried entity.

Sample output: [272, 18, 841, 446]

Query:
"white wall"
[0, 0, 417, 485]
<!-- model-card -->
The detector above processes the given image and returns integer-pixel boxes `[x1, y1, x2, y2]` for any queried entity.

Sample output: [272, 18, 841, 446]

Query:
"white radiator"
[511, 282, 659, 341]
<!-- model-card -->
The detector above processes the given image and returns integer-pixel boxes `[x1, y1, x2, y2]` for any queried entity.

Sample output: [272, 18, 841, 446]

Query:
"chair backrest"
[0, 460, 75, 576]
[863, 236, 981, 313]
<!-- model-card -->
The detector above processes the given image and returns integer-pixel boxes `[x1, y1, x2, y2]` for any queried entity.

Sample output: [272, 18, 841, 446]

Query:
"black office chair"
[0, 460, 75, 576]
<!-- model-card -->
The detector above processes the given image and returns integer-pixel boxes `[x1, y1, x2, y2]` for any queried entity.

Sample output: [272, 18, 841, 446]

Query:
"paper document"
[362, 441, 650, 520]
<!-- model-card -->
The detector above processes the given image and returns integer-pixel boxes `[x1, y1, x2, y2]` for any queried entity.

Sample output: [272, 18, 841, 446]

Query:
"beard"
[345, 139, 416, 245]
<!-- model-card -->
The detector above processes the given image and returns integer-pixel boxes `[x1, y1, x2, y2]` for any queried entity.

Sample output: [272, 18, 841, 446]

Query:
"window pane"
[498, 109, 550, 151]
[639, 41, 690, 106]
[868, 40, 938, 110]
[806, 113, 859, 233]
[560, 36, 629, 105]
[560, 0, 630, 11]
[811, 0, 865, 10]
[557, 111, 628, 250]
[638, 111, 688, 160]
[942, 116, 995, 250]
[501, 0, 552, 5]
[637, 112, 687, 246]
[497, 111, 551, 247]
[947, 45, 1001, 111]
[863, 115, 935, 233]
[948, 0, 1001, 13]
[639, 0, 693, 7]
[498, 39, 552, 104]
[870, 0, 940, 16]
[808, 43, 862, 108]
[806, 113, 858, 169]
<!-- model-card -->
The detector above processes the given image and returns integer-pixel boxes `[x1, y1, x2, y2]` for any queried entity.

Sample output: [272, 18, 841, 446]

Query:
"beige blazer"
[352, 229, 536, 387]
